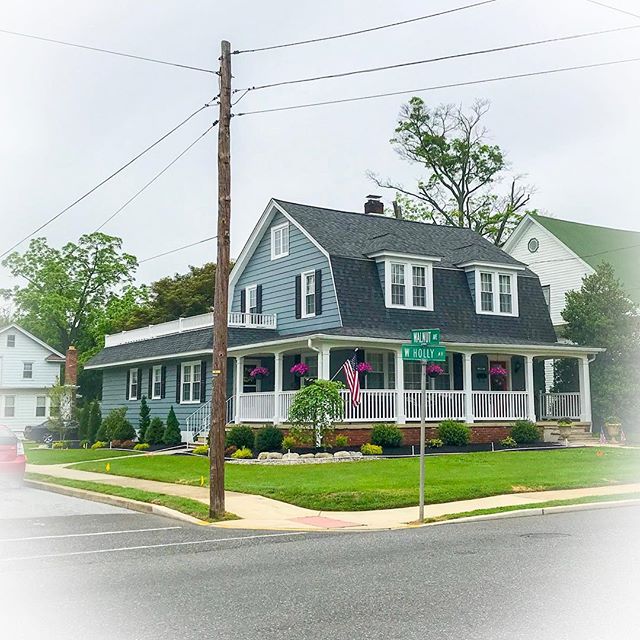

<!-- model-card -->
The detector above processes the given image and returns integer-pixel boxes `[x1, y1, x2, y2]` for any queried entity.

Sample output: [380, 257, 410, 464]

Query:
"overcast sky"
[1, 0, 639, 291]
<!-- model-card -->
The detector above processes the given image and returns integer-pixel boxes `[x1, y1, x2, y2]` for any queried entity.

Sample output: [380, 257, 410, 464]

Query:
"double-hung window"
[3, 396, 15, 418]
[302, 271, 316, 318]
[23, 362, 33, 379]
[480, 272, 494, 312]
[128, 368, 139, 400]
[247, 285, 258, 314]
[499, 274, 513, 313]
[412, 266, 427, 308]
[390, 263, 406, 306]
[36, 396, 47, 417]
[182, 362, 201, 403]
[6, 334, 15, 348]
[271, 222, 289, 260]
[152, 365, 162, 399]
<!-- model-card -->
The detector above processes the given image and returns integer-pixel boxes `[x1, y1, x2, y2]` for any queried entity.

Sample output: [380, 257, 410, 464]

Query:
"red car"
[0, 426, 26, 486]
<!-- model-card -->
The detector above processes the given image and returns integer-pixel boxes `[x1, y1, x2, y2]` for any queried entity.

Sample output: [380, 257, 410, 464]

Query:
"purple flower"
[249, 366, 270, 378]
[425, 364, 444, 377]
[356, 361, 374, 374]
[489, 366, 508, 377]
[290, 362, 310, 376]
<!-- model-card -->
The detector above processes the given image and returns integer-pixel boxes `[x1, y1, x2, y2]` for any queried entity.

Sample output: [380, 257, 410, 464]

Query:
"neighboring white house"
[0, 324, 65, 434]
[504, 213, 640, 329]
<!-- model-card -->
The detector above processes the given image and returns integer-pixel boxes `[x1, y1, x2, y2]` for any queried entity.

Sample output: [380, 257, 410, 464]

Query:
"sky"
[1, 0, 639, 292]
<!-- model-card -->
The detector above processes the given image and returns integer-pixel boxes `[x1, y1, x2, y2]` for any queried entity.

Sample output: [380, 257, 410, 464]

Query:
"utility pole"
[210, 40, 232, 519]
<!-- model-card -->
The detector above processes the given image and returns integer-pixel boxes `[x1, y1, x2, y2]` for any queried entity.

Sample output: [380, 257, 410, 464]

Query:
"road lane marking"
[0, 526, 181, 542]
[0, 531, 307, 561]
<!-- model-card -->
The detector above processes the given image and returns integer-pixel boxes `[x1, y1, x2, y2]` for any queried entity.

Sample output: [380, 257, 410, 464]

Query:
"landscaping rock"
[282, 452, 300, 460]
[349, 451, 363, 458]
[333, 451, 351, 459]
[266, 452, 283, 459]
[257, 452, 270, 460]
[315, 452, 332, 459]
[300, 453, 315, 459]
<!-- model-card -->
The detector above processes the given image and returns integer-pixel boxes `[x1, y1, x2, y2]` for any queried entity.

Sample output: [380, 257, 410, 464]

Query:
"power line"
[237, 23, 640, 92]
[233, 0, 497, 54]
[235, 56, 640, 116]
[585, 0, 640, 20]
[0, 103, 212, 259]
[95, 122, 218, 232]
[0, 27, 215, 73]
[139, 236, 217, 263]
[528, 240, 640, 267]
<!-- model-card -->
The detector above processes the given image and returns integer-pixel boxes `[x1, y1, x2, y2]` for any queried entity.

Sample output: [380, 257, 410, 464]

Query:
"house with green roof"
[504, 213, 640, 328]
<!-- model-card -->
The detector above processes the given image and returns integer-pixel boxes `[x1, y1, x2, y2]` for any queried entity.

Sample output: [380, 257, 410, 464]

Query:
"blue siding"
[232, 211, 341, 335]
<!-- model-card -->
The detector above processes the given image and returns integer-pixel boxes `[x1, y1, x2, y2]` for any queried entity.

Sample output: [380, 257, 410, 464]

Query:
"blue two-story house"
[85, 197, 600, 443]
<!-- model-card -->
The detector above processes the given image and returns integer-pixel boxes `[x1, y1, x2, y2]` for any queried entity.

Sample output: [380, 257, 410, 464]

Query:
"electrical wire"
[233, 0, 497, 54]
[585, 0, 640, 20]
[0, 27, 215, 73]
[235, 56, 640, 116]
[0, 103, 212, 259]
[95, 122, 218, 232]
[139, 236, 217, 263]
[237, 23, 640, 92]
[527, 240, 640, 267]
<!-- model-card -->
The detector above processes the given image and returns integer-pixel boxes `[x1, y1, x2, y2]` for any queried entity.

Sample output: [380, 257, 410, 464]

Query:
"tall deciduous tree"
[371, 97, 533, 245]
[561, 263, 640, 429]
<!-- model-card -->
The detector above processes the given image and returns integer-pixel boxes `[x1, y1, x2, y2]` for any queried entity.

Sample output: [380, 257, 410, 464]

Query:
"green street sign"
[402, 344, 447, 362]
[411, 328, 441, 346]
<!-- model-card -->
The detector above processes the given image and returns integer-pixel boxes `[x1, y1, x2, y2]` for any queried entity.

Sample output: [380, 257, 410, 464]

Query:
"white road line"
[0, 526, 181, 543]
[0, 531, 307, 561]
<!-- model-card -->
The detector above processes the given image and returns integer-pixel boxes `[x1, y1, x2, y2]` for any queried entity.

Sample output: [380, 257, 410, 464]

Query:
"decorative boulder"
[300, 453, 315, 459]
[257, 452, 270, 460]
[349, 451, 363, 458]
[315, 452, 332, 459]
[333, 451, 351, 459]
[266, 452, 283, 459]
[283, 452, 300, 460]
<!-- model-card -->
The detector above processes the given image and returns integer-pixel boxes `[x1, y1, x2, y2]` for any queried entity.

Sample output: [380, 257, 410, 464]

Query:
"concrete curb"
[422, 498, 640, 527]
[25, 479, 209, 526]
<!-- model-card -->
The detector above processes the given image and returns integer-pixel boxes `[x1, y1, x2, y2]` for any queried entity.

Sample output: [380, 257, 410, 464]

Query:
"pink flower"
[489, 366, 508, 377]
[290, 362, 310, 376]
[249, 366, 269, 378]
[425, 364, 444, 377]
[356, 361, 374, 373]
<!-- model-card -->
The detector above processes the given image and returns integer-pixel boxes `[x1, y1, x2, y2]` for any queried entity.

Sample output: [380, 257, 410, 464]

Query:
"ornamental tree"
[288, 379, 344, 447]
[163, 406, 182, 446]
[138, 396, 151, 441]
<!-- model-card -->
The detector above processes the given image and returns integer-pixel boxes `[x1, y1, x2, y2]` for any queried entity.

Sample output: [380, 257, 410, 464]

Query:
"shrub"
[438, 420, 471, 446]
[78, 404, 90, 442]
[110, 440, 123, 448]
[79, 439, 91, 449]
[163, 406, 182, 446]
[99, 408, 136, 442]
[145, 417, 165, 445]
[511, 420, 541, 444]
[231, 447, 253, 459]
[285, 426, 313, 447]
[281, 435, 297, 451]
[120, 440, 136, 449]
[500, 436, 517, 448]
[225, 425, 254, 450]
[52, 441, 66, 449]
[224, 445, 238, 457]
[361, 443, 383, 455]
[334, 434, 349, 448]
[91, 441, 107, 449]
[87, 401, 102, 444]
[255, 426, 284, 453]
[133, 443, 150, 451]
[371, 423, 403, 448]
[138, 396, 151, 441]
[193, 445, 209, 456]
[428, 438, 444, 448]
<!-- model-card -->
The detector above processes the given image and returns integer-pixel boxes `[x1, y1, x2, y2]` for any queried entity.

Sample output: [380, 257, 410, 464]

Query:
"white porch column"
[524, 354, 537, 422]
[463, 352, 474, 423]
[578, 356, 592, 425]
[320, 345, 331, 380]
[234, 355, 244, 424]
[274, 352, 283, 424]
[395, 348, 405, 425]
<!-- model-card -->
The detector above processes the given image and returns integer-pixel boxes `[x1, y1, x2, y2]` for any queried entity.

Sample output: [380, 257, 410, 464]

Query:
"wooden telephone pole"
[209, 40, 232, 519]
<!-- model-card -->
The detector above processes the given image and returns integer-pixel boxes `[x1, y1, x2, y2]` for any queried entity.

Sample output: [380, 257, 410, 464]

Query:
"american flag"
[599, 428, 607, 445]
[620, 428, 627, 445]
[342, 353, 361, 407]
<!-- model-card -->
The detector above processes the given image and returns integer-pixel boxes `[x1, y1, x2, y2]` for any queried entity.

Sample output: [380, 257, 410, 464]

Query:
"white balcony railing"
[105, 311, 276, 347]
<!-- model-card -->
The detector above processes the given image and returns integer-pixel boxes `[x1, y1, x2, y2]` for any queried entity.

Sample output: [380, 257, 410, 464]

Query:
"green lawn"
[26, 446, 137, 465]
[71, 447, 640, 511]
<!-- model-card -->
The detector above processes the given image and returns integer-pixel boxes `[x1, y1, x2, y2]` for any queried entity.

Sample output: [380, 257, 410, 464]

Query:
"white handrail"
[540, 392, 581, 419]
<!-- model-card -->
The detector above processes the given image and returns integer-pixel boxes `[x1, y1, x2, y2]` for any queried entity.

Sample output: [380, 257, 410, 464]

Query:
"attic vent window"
[7, 334, 15, 347]
[527, 237, 539, 253]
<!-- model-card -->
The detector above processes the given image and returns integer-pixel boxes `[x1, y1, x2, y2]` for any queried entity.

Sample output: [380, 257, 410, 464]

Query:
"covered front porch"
[223, 338, 594, 426]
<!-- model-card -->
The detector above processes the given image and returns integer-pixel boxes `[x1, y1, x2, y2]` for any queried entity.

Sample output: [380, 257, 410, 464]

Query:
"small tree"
[138, 396, 151, 441]
[87, 400, 102, 444]
[97, 407, 135, 443]
[78, 404, 90, 441]
[48, 378, 77, 441]
[145, 417, 165, 445]
[163, 406, 182, 446]
[288, 380, 344, 447]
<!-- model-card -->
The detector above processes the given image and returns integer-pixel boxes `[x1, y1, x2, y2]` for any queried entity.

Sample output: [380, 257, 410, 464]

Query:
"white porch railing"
[404, 390, 466, 421]
[472, 391, 528, 421]
[540, 392, 581, 420]
[341, 389, 397, 422]
[238, 393, 275, 422]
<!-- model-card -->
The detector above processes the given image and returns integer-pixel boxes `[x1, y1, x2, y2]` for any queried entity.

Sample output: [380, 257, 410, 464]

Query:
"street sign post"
[401, 344, 446, 362]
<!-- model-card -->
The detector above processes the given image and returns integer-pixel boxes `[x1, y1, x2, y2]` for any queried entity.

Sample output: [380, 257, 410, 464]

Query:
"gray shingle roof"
[276, 199, 526, 269]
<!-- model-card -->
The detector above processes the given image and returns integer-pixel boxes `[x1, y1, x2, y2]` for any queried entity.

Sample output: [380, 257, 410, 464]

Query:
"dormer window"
[6, 334, 15, 348]
[271, 222, 289, 260]
[460, 261, 522, 317]
[390, 263, 406, 305]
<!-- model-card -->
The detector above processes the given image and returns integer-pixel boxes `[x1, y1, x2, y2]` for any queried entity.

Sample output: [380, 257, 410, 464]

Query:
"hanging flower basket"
[249, 366, 269, 380]
[356, 361, 373, 375]
[290, 362, 310, 378]
[425, 364, 444, 378]
[489, 366, 508, 379]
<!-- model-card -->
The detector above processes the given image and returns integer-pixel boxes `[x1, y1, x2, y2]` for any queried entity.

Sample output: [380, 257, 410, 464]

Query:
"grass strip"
[423, 492, 640, 523]
[26, 473, 237, 523]
[26, 447, 137, 465]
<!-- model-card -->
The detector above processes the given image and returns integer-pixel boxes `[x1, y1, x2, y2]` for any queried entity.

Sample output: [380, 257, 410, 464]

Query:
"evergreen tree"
[145, 417, 165, 445]
[78, 404, 90, 441]
[87, 401, 102, 444]
[163, 406, 182, 446]
[138, 396, 151, 441]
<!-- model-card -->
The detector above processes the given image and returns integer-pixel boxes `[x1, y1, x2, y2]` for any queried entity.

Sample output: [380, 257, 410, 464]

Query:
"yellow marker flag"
[106, 462, 111, 472]
[200, 475, 205, 487]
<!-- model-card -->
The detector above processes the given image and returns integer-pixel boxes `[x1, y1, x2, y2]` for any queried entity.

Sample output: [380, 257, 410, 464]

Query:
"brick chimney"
[65, 346, 78, 386]
[364, 194, 384, 215]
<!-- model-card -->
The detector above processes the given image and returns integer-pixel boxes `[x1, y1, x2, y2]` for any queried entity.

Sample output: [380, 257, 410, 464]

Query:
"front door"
[243, 360, 261, 393]
[490, 360, 510, 391]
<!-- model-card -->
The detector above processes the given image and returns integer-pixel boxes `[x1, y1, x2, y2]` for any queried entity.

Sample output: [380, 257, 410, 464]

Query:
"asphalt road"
[1, 487, 639, 640]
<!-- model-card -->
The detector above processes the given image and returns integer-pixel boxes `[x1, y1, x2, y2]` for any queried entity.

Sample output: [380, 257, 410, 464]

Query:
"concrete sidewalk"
[26, 463, 640, 531]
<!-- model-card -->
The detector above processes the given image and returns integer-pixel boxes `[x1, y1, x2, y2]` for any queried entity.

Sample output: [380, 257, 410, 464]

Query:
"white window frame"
[270, 222, 290, 260]
[6, 334, 15, 348]
[35, 395, 47, 418]
[3, 395, 15, 418]
[301, 270, 316, 318]
[152, 365, 163, 400]
[384, 259, 434, 310]
[363, 350, 389, 389]
[301, 353, 319, 387]
[181, 361, 202, 404]
[246, 284, 258, 314]
[542, 284, 551, 308]
[128, 368, 139, 400]
[473, 268, 519, 317]
[23, 362, 33, 379]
